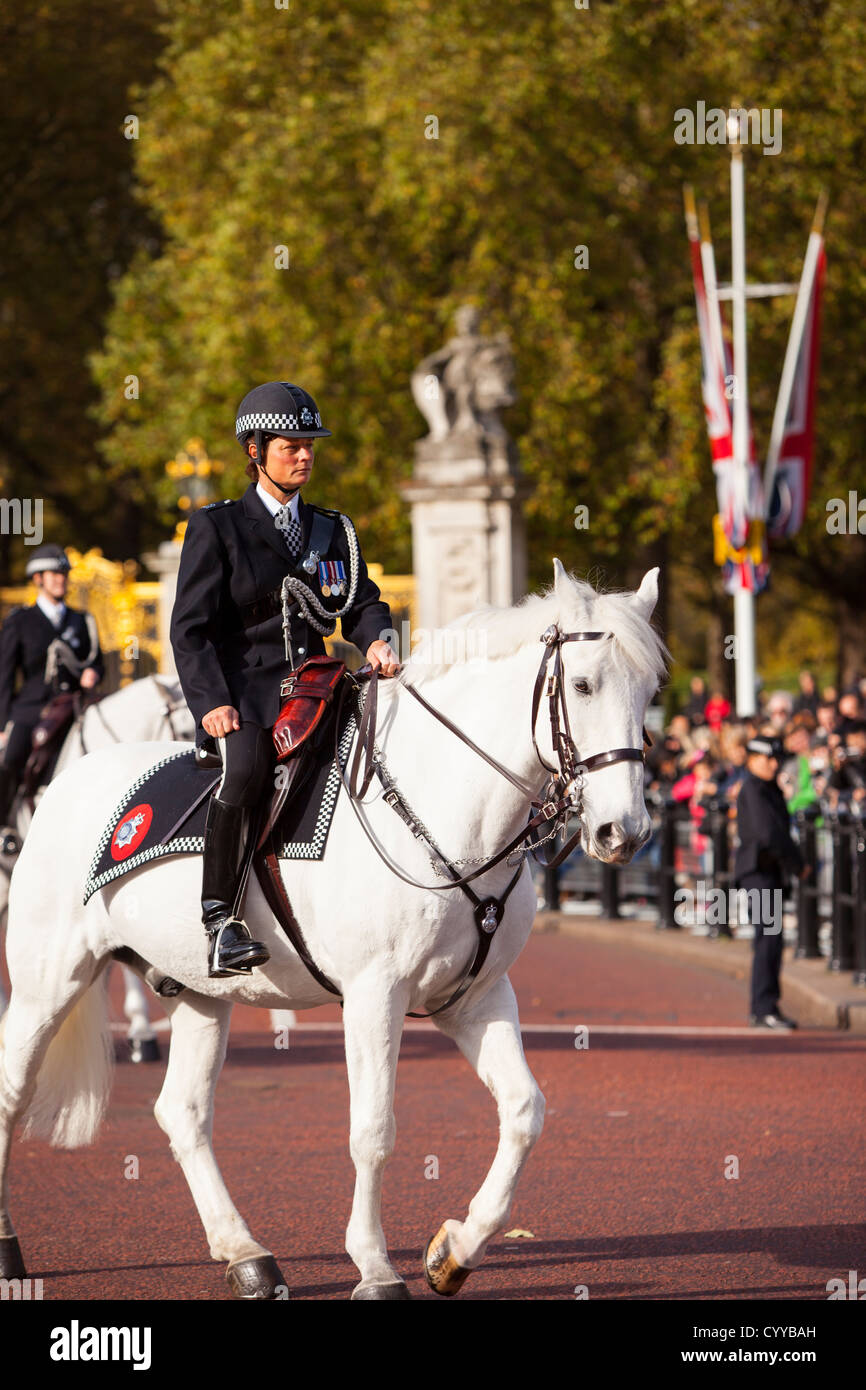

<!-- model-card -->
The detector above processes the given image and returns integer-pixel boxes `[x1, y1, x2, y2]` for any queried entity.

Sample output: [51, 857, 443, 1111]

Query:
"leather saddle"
[190, 654, 351, 853]
[253, 655, 358, 999]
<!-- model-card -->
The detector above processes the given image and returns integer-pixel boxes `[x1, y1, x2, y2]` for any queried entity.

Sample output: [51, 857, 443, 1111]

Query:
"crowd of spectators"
[646, 670, 866, 822]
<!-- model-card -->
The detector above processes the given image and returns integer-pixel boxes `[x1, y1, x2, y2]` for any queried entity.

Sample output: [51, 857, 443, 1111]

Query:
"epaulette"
[308, 503, 343, 519]
[202, 498, 236, 511]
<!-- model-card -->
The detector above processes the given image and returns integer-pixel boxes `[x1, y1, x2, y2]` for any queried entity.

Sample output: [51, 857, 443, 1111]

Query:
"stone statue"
[403, 303, 533, 630]
[411, 305, 516, 453]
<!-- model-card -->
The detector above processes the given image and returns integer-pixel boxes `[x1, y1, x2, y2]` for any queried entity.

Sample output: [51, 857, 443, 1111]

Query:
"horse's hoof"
[424, 1224, 472, 1297]
[0, 1235, 26, 1280]
[226, 1254, 285, 1300]
[351, 1280, 412, 1300]
[128, 1037, 161, 1064]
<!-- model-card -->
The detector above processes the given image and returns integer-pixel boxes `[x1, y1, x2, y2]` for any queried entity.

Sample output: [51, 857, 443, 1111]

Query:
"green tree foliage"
[84, 1, 866, 674]
[0, 2, 163, 579]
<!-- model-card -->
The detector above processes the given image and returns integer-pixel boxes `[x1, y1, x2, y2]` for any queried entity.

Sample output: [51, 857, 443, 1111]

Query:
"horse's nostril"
[597, 822, 615, 845]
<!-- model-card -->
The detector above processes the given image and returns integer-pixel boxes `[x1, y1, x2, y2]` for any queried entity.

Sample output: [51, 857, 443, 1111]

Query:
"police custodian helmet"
[235, 382, 332, 447]
[235, 382, 332, 496]
[25, 543, 71, 579]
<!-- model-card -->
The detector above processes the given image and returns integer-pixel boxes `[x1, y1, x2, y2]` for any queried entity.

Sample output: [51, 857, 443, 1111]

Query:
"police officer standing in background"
[734, 734, 808, 1030]
[0, 544, 104, 827]
[170, 382, 400, 979]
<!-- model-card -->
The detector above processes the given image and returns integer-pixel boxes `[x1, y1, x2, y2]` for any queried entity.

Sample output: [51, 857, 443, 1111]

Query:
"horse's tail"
[11, 975, 114, 1150]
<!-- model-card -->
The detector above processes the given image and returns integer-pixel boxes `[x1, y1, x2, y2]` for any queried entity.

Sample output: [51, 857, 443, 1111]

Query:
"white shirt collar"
[256, 481, 300, 521]
[36, 593, 66, 628]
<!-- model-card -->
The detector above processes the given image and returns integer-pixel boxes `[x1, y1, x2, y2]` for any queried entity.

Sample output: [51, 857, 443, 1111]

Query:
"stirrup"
[206, 917, 270, 979]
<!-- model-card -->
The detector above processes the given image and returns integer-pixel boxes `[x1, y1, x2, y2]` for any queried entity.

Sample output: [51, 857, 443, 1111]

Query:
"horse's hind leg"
[423, 974, 545, 1297]
[0, 995, 49, 1277]
[343, 977, 410, 1300]
[153, 993, 285, 1300]
[0, 962, 107, 1278]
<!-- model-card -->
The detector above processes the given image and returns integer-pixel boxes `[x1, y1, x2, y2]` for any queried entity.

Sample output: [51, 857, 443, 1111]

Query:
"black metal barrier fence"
[537, 799, 866, 988]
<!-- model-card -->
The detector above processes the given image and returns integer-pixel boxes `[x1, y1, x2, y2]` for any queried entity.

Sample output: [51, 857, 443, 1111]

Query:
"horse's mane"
[400, 573, 669, 688]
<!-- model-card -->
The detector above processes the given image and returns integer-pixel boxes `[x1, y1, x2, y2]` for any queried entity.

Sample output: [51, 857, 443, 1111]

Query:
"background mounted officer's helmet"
[25, 544, 71, 579]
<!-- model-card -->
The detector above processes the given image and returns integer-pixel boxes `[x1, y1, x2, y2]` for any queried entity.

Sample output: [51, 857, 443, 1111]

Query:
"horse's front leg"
[154, 993, 284, 1300]
[423, 974, 545, 1297]
[342, 975, 410, 1300]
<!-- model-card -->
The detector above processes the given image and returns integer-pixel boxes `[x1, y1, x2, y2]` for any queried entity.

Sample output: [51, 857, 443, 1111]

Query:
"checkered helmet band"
[235, 382, 332, 441]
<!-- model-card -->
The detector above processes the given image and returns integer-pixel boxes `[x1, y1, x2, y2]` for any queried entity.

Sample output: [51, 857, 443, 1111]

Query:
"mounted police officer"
[734, 734, 806, 1030]
[0, 544, 104, 827]
[170, 382, 400, 979]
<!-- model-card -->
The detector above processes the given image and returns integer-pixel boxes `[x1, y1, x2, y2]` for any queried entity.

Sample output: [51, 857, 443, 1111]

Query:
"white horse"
[51, 673, 194, 781]
[0, 563, 666, 1299]
[0, 675, 195, 1048]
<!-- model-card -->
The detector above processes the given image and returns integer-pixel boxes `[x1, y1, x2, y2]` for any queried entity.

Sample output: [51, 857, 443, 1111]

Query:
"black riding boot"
[201, 795, 270, 978]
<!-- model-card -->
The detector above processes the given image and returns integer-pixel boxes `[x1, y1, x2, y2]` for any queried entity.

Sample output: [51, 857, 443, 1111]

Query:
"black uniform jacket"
[734, 770, 803, 882]
[170, 484, 392, 743]
[0, 604, 104, 728]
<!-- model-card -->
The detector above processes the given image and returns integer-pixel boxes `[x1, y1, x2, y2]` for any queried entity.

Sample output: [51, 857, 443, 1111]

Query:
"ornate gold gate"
[0, 550, 416, 691]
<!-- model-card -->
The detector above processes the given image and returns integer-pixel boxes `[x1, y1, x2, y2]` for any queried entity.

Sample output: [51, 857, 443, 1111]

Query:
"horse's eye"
[572, 679, 591, 695]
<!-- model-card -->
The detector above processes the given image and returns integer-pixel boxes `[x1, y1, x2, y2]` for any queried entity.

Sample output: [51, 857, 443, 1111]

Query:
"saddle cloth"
[83, 705, 356, 904]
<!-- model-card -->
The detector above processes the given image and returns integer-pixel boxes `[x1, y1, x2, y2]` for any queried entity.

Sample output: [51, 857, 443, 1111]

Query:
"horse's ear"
[552, 557, 571, 596]
[631, 568, 659, 619]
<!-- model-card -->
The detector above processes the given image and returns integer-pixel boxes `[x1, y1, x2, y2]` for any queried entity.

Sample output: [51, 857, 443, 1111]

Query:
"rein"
[78, 677, 188, 755]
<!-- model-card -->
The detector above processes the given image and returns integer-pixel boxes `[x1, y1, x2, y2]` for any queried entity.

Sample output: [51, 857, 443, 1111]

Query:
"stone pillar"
[404, 306, 533, 632]
[142, 535, 183, 675]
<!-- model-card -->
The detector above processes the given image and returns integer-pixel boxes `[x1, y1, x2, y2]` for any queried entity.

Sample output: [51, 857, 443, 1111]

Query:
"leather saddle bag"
[31, 692, 77, 754]
[272, 656, 346, 763]
[21, 692, 79, 793]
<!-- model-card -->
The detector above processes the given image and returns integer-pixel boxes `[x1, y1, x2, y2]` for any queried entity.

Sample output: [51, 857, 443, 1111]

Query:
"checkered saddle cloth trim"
[83, 711, 356, 904]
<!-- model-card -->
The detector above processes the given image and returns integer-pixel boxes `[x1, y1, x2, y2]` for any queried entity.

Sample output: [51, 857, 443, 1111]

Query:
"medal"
[317, 558, 348, 599]
[303, 549, 319, 575]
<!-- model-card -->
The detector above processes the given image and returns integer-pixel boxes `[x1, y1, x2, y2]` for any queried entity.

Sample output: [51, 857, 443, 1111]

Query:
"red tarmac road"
[4, 926, 865, 1301]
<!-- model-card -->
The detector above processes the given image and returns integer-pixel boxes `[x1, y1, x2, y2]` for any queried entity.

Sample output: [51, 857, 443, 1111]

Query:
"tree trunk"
[635, 533, 669, 639]
[0, 528, 10, 587]
[837, 596, 866, 690]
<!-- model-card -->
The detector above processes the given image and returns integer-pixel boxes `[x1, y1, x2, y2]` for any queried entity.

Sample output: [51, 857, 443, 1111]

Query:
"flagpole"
[762, 190, 828, 510]
[728, 123, 757, 718]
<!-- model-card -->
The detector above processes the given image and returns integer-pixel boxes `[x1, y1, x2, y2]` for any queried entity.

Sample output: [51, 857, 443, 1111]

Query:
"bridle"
[528, 625, 651, 855]
[328, 622, 652, 1018]
[350, 623, 650, 859]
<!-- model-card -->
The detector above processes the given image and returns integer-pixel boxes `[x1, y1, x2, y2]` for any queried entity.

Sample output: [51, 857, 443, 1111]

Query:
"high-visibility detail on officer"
[0, 544, 104, 827]
[169, 382, 400, 979]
